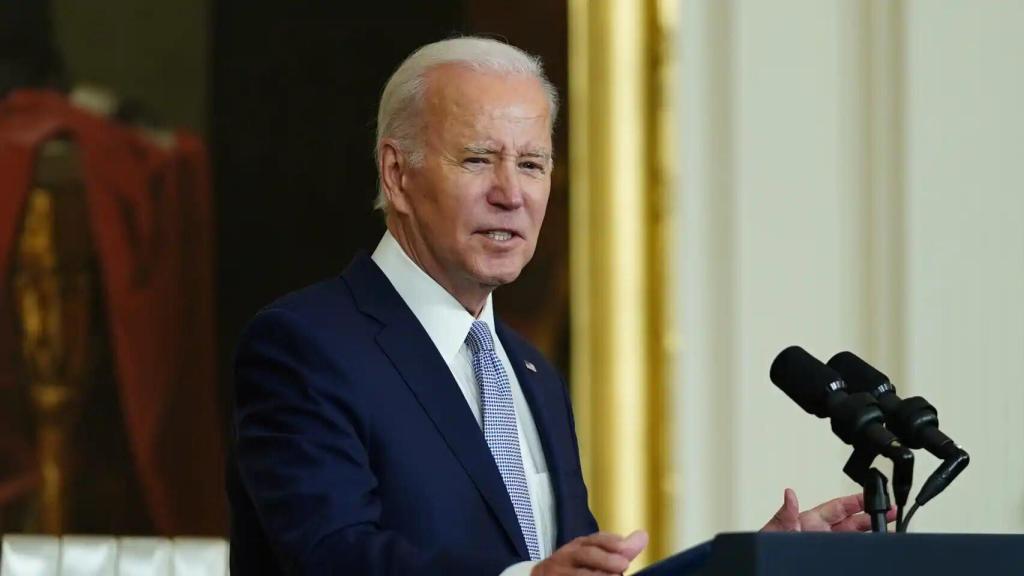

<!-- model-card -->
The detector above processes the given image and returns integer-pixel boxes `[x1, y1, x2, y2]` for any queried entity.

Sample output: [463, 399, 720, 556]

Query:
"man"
[228, 37, 888, 576]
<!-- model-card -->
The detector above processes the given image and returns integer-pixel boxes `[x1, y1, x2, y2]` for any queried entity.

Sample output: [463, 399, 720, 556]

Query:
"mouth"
[477, 229, 522, 243]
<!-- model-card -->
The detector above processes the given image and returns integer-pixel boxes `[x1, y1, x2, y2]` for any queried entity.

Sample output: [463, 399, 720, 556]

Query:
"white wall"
[673, 0, 1024, 548]
[902, 1, 1024, 532]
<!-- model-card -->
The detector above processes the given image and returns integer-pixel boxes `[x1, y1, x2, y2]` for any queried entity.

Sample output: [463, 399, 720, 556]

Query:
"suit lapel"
[343, 254, 530, 559]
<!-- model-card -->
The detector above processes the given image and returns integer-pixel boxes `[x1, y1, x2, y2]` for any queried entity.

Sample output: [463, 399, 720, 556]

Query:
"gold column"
[568, 0, 675, 567]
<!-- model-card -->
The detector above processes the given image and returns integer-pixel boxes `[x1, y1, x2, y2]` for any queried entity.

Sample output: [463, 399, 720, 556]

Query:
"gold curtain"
[568, 0, 676, 567]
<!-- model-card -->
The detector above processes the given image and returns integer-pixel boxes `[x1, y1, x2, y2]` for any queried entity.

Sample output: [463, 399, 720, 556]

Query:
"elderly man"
[228, 37, 886, 576]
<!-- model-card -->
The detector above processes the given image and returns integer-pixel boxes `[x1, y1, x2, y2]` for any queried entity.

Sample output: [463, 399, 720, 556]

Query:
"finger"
[785, 488, 800, 515]
[810, 493, 865, 525]
[852, 491, 865, 510]
[562, 569, 616, 576]
[571, 543, 631, 573]
[620, 530, 649, 561]
[763, 488, 801, 531]
[831, 505, 898, 533]
[831, 512, 874, 532]
[578, 532, 628, 553]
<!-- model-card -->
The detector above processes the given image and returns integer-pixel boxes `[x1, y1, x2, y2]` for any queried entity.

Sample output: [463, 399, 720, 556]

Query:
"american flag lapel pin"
[524, 360, 537, 373]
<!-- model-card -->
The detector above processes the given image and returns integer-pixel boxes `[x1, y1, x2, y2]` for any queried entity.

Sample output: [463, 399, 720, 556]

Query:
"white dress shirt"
[372, 231, 555, 574]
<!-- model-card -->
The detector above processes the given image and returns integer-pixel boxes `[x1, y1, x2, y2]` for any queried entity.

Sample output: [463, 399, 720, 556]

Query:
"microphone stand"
[843, 443, 914, 532]
[843, 448, 890, 532]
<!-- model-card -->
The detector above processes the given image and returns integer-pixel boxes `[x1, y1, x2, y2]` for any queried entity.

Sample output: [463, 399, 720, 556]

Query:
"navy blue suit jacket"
[228, 254, 599, 575]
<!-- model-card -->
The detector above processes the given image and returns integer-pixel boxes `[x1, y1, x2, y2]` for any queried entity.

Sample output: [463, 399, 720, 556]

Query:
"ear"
[379, 139, 413, 215]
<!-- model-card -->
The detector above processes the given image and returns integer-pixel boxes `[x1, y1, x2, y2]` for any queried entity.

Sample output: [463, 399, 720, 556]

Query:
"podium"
[638, 532, 1024, 575]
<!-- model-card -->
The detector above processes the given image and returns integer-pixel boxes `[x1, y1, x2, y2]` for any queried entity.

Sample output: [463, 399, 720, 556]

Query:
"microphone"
[770, 346, 905, 457]
[772, 346, 915, 533]
[827, 351, 969, 507]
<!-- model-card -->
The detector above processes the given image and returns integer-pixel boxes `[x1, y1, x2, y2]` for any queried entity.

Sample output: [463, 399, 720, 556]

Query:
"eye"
[519, 161, 546, 173]
[464, 157, 491, 165]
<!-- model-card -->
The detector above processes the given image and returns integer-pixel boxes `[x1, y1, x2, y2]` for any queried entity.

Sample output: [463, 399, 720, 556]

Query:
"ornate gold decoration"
[12, 141, 97, 533]
[568, 0, 676, 567]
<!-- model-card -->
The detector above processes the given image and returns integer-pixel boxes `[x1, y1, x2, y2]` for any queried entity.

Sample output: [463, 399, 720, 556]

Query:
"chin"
[465, 247, 534, 287]
[471, 262, 526, 288]
[476, 270, 522, 288]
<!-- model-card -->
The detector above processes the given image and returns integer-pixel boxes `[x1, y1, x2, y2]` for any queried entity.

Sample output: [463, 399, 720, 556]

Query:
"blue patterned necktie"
[465, 320, 541, 561]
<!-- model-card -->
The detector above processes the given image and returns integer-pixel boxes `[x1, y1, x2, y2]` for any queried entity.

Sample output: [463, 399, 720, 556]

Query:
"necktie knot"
[465, 320, 495, 355]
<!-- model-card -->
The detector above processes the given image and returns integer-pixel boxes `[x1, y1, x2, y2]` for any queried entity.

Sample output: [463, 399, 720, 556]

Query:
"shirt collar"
[371, 231, 496, 366]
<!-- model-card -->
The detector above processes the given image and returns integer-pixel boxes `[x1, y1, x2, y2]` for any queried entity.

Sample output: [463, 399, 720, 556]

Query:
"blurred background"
[0, 0, 1021, 569]
[0, 0, 570, 540]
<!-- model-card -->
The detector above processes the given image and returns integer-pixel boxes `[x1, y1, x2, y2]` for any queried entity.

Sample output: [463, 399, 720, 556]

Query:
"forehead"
[421, 65, 552, 146]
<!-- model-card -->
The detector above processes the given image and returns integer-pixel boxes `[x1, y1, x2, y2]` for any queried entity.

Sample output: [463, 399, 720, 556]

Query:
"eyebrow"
[463, 145, 499, 155]
[462, 145, 553, 161]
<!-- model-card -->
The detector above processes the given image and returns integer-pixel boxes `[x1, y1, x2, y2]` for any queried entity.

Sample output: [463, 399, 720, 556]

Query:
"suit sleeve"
[233, 308, 513, 575]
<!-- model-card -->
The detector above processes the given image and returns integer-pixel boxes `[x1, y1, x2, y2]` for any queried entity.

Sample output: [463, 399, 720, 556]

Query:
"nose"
[487, 157, 524, 210]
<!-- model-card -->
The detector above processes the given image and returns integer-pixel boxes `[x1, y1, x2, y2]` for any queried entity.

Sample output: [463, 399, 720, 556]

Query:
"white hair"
[374, 36, 559, 211]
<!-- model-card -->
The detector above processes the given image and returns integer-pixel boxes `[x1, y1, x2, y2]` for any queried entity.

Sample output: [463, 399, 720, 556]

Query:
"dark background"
[211, 0, 571, 404]
[1, 0, 570, 534]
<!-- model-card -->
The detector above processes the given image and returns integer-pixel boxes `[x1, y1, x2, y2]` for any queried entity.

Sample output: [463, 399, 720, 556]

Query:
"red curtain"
[0, 90, 226, 535]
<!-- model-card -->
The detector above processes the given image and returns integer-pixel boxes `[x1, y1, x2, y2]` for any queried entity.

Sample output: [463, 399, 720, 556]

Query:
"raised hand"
[762, 488, 896, 532]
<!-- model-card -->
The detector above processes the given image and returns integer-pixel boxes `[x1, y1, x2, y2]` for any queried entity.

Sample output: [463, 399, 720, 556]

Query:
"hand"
[531, 530, 648, 576]
[761, 488, 897, 532]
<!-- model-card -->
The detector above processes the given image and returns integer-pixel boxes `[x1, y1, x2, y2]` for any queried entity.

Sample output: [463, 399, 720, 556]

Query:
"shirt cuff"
[500, 560, 539, 576]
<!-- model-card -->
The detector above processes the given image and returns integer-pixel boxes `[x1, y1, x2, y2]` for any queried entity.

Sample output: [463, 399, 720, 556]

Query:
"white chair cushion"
[114, 538, 170, 576]
[58, 536, 116, 576]
[1, 536, 229, 576]
[170, 539, 227, 576]
[1, 535, 60, 576]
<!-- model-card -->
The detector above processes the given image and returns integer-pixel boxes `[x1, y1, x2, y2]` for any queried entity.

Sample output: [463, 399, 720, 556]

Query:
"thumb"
[763, 488, 801, 532]
[620, 529, 649, 561]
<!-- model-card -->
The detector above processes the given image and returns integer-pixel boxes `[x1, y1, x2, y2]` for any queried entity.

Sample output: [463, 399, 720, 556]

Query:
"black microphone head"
[827, 351, 894, 397]
[770, 346, 847, 418]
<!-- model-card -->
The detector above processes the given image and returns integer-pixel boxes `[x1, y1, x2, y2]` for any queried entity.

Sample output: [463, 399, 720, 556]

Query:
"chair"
[1, 535, 58, 576]
[115, 539, 170, 576]
[0, 535, 227, 576]
[57, 537, 116, 576]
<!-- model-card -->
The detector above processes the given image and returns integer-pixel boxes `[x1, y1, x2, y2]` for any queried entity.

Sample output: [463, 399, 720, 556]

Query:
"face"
[383, 65, 553, 307]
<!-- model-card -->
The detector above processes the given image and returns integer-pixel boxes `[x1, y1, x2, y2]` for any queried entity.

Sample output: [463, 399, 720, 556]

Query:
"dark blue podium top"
[638, 532, 1024, 576]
